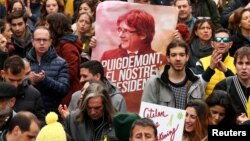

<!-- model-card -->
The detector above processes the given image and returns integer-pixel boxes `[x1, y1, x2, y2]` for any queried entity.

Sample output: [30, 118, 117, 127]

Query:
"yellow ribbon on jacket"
[103, 135, 107, 141]
[247, 96, 250, 119]
[65, 0, 74, 17]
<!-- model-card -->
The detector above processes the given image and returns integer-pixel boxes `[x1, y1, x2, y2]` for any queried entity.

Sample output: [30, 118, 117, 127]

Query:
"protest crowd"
[0, 0, 250, 140]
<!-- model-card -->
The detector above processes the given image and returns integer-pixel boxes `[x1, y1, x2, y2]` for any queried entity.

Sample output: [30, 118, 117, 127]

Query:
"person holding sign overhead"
[100, 9, 167, 112]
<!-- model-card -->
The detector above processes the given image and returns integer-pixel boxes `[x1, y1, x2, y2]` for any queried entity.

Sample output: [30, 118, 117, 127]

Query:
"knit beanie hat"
[0, 82, 17, 98]
[36, 112, 66, 141]
[113, 113, 141, 141]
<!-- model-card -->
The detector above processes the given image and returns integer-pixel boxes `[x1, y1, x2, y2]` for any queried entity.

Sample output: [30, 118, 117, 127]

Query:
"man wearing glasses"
[196, 28, 236, 97]
[26, 27, 70, 115]
[101, 9, 158, 60]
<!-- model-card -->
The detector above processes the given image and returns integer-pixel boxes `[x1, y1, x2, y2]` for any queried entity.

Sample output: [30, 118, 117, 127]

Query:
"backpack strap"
[233, 76, 247, 111]
[226, 76, 247, 111]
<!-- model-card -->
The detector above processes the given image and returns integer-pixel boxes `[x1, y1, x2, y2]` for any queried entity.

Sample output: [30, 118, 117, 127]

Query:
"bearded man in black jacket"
[0, 55, 45, 125]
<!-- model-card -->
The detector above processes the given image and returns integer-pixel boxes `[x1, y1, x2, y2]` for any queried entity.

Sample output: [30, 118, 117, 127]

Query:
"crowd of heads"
[1, 0, 250, 141]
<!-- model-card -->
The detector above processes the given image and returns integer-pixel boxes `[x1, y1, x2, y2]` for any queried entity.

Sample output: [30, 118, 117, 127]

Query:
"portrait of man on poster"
[94, 1, 179, 112]
[100, 9, 167, 94]
[101, 9, 159, 59]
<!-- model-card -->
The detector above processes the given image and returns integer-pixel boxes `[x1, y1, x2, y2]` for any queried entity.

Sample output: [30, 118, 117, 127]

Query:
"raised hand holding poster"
[139, 101, 186, 141]
[92, 1, 178, 112]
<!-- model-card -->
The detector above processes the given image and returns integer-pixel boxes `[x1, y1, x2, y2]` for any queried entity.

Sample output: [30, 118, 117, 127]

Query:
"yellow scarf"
[0, 0, 5, 6]
[247, 96, 250, 119]
[65, 0, 74, 17]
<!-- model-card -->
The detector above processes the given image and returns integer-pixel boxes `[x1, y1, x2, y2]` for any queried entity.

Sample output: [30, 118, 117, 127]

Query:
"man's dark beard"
[169, 62, 187, 72]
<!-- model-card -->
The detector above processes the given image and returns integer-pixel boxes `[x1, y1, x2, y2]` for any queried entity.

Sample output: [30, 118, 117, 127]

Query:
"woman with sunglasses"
[188, 19, 215, 74]
[229, 7, 250, 56]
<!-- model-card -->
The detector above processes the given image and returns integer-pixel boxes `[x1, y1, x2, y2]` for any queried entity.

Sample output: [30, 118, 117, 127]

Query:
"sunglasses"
[197, 16, 211, 20]
[214, 37, 230, 43]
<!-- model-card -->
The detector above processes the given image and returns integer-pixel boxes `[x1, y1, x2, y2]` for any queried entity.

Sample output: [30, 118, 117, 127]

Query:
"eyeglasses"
[33, 38, 50, 43]
[214, 37, 230, 43]
[117, 27, 137, 34]
[197, 17, 211, 20]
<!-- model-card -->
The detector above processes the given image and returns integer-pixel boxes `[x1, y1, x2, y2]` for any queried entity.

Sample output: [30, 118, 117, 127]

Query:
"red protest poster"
[92, 1, 178, 112]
